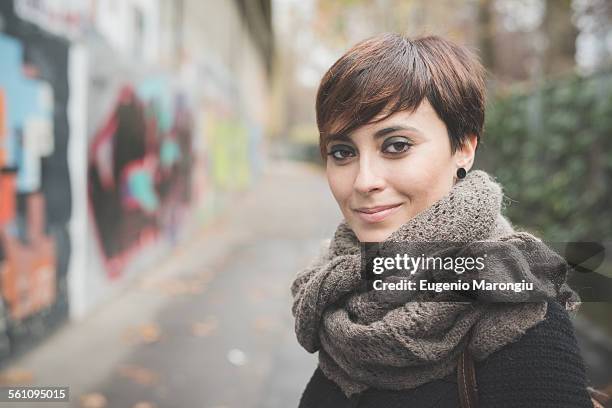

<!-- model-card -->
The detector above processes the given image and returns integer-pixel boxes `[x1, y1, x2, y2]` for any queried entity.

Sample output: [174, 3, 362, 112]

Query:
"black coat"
[298, 301, 594, 408]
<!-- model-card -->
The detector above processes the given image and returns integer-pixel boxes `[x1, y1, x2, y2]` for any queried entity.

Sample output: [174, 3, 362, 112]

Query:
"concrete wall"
[0, 0, 271, 363]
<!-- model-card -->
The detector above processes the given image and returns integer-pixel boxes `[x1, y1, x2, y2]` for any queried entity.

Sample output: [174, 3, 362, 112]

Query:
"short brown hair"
[316, 33, 486, 159]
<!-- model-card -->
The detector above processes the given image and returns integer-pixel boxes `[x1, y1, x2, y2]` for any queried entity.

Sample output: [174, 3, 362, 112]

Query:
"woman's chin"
[354, 227, 396, 243]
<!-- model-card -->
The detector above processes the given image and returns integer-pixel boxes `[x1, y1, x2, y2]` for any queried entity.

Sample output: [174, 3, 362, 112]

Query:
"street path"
[0, 160, 342, 408]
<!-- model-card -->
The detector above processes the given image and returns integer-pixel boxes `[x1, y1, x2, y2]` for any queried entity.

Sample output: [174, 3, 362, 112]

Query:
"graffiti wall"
[207, 113, 251, 190]
[73, 42, 262, 318]
[87, 76, 194, 278]
[0, 5, 71, 362]
[0, 0, 268, 363]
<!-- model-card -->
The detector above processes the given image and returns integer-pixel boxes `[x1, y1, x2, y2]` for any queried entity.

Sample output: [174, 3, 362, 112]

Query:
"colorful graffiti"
[207, 117, 251, 190]
[87, 78, 194, 278]
[0, 22, 71, 362]
[0, 0, 265, 363]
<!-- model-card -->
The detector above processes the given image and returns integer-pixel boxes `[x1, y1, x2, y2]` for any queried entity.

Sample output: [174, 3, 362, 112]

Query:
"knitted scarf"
[291, 170, 580, 397]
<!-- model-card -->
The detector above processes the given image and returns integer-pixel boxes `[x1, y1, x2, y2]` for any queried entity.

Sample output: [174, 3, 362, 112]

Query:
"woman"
[291, 33, 597, 407]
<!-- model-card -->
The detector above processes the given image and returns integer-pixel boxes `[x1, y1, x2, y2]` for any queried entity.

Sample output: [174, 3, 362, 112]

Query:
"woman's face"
[325, 99, 477, 242]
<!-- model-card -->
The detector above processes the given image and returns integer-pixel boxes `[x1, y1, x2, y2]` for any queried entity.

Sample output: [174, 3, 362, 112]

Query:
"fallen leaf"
[117, 364, 159, 386]
[139, 324, 161, 343]
[253, 316, 276, 332]
[122, 323, 161, 345]
[80, 392, 107, 408]
[191, 316, 218, 337]
[133, 401, 157, 408]
[0, 368, 34, 385]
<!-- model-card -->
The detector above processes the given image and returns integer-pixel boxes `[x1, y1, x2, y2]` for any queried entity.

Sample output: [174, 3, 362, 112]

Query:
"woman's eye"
[382, 138, 412, 154]
[327, 146, 355, 161]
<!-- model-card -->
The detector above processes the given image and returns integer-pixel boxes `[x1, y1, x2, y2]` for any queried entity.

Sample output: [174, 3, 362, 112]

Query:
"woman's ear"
[455, 134, 478, 171]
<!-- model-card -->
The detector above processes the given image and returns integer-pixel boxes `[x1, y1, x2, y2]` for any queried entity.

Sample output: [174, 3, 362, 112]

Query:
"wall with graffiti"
[87, 73, 194, 279]
[0, 0, 268, 363]
[0, 4, 72, 362]
[73, 42, 255, 315]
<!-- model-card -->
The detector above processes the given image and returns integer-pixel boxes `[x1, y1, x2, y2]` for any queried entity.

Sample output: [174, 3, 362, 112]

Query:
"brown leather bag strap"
[588, 386, 610, 408]
[457, 347, 479, 408]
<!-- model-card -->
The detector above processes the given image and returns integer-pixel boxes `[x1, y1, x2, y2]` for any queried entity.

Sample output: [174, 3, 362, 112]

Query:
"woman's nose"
[353, 156, 385, 194]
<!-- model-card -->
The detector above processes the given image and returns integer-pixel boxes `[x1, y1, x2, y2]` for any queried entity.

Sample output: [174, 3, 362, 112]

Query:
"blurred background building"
[0, 0, 611, 407]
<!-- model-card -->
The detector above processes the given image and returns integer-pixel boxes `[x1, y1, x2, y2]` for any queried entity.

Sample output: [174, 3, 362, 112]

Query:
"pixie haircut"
[316, 33, 486, 159]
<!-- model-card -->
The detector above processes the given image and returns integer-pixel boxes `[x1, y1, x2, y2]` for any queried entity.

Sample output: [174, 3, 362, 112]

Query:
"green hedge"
[479, 71, 612, 242]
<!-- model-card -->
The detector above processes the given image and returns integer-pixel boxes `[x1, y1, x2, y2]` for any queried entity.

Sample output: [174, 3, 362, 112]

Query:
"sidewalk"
[0, 160, 342, 408]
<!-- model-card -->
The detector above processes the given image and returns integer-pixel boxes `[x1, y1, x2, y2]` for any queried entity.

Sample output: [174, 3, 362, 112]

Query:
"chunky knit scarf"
[291, 170, 580, 397]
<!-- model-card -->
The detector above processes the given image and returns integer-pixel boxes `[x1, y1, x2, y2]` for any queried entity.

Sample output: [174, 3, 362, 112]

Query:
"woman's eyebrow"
[326, 133, 352, 144]
[326, 125, 422, 145]
[373, 125, 422, 138]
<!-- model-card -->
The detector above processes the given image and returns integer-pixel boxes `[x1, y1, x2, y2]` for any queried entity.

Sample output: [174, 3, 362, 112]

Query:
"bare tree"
[541, 0, 578, 76]
[477, 0, 495, 71]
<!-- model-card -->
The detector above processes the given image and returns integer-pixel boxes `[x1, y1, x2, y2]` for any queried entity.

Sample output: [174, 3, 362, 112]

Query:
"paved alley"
[0, 161, 342, 408]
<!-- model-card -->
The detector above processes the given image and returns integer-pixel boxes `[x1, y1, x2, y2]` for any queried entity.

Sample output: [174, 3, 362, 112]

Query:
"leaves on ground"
[80, 392, 107, 408]
[133, 402, 157, 408]
[191, 316, 218, 337]
[117, 364, 160, 386]
[0, 368, 34, 385]
[122, 323, 162, 345]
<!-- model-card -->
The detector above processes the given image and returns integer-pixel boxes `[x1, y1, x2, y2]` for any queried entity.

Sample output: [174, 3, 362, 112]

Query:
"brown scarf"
[291, 170, 580, 397]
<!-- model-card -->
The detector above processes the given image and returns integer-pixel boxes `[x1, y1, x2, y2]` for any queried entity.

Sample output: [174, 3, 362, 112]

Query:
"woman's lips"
[353, 203, 402, 223]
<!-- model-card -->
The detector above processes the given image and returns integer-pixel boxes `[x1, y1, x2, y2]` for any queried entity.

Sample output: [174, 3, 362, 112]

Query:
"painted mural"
[207, 116, 251, 190]
[0, 18, 71, 362]
[87, 78, 194, 278]
[0, 0, 265, 365]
